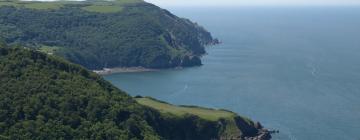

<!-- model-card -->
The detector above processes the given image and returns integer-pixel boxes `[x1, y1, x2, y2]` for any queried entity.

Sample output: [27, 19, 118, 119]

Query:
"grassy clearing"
[82, 5, 123, 13]
[23, 2, 63, 10]
[114, 0, 143, 5]
[136, 97, 237, 121]
[38, 45, 60, 55]
[1, 0, 143, 11]
[82, 0, 142, 13]
[0, 1, 19, 7]
[0, 1, 63, 9]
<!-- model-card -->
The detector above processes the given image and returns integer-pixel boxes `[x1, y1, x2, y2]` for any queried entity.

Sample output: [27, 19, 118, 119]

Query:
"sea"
[105, 6, 360, 140]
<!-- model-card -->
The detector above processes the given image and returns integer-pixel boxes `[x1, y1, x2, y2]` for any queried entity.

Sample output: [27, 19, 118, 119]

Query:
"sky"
[144, 0, 360, 7]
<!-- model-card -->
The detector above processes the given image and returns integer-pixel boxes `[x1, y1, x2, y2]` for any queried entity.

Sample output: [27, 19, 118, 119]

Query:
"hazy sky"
[145, 0, 360, 6]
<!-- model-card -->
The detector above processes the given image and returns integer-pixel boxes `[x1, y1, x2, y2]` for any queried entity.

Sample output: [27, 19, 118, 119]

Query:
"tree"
[0, 37, 6, 47]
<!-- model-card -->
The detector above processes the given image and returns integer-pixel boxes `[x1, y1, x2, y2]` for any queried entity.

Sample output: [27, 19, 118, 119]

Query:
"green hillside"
[136, 97, 239, 121]
[0, 0, 218, 70]
[0, 0, 143, 11]
[0, 45, 160, 139]
[0, 45, 270, 140]
[135, 97, 260, 139]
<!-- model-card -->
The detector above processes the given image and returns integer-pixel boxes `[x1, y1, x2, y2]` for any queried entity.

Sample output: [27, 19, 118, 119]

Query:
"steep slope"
[0, 0, 218, 70]
[0, 45, 160, 139]
[0, 46, 269, 140]
[136, 97, 271, 140]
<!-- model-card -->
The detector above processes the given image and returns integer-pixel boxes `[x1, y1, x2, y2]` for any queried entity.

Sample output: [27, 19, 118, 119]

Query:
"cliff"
[0, 0, 218, 70]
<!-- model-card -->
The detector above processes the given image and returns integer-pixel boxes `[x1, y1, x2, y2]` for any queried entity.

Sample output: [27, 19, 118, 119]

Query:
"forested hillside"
[0, 45, 161, 139]
[0, 0, 218, 70]
[0, 45, 269, 140]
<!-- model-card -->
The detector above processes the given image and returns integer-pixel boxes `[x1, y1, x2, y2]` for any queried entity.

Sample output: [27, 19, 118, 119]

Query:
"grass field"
[0, 1, 64, 9]
[23, 2, 63, 10]
[0, 0, 143, 12]
[82, 0, 142, 13]
[136, 97, 259, 138]
[0, 1, 18, 7]
[136, 97, 237, 121]
[82, 5, 123, 13]
[114, 0, 143, 5]
[38, 45, 60, 55]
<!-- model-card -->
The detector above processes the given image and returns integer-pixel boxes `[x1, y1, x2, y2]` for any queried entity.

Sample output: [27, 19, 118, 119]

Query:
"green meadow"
[136, 97, 237, 121]
[0, 0, 143, 12]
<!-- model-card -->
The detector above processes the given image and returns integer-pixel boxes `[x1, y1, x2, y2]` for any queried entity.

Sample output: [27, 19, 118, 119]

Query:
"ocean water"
[104, 7, 360, 140]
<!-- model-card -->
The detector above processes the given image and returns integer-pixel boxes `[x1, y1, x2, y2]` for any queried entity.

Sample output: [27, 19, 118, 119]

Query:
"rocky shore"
[244, 129, 272, 140]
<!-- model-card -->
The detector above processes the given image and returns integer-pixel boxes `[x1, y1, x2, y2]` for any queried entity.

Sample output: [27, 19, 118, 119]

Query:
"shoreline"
[93, 66, 192, 75]
[93, 41, 220, 76]
[93, 67, 157, 75]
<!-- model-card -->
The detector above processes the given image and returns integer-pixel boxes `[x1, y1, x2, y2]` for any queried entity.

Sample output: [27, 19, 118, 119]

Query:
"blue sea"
[105, 7, 360, 140]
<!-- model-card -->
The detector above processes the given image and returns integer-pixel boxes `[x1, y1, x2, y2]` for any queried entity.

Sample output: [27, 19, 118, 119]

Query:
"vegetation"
[38, 45, 60, 55]
[136, 97, 237, 121]
[82, 5, 124, 13]
[0, 46, 267, 140]
[0, 0, 142, 10]
[0, 1, 18, 7]
[135, 97, 265, 140]
[0, 45, 160, 139]
[23, 2, 64, 10]
[0, 0, 217, 70]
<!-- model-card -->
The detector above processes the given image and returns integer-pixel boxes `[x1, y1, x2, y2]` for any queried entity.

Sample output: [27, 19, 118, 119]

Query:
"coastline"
[92, 40, 221, 76]
[93, 67, 157, 75]
[93, 66, 192, 75]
